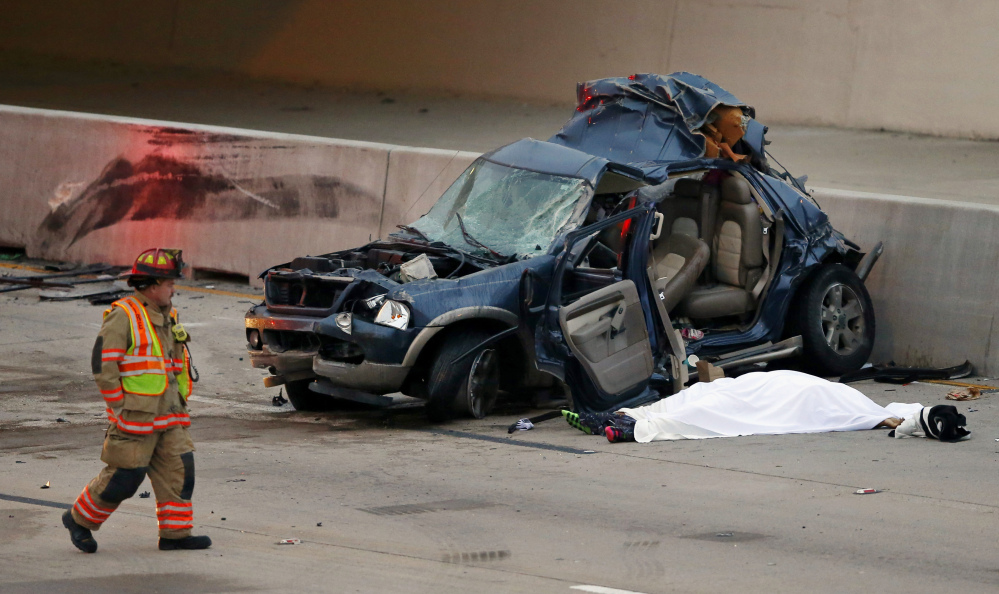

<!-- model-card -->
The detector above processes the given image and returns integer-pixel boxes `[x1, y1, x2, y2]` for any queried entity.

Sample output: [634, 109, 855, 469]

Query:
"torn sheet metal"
[838, 360, 973, 384]
[549, 72, 766, 172]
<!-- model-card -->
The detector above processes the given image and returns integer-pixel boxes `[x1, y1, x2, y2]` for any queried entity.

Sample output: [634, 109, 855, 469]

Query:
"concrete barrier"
[2, 104, 996, 372]
[0, 105, 393, 283]
[380, 147, 478, 238]
[812, 187, 999, 374]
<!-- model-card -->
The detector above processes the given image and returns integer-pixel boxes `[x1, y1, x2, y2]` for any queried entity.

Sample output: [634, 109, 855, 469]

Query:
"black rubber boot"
[159, 535, 212, 550]
[62, 509, 98, 553]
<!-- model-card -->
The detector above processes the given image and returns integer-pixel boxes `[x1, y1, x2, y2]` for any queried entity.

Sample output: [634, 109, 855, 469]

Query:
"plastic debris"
[277, 538, 301, 545]
[41, 481, 50, 489]
[56, 418, 68, 423]
[316, 522, 322, 527]
[681, 328, 705, 341]
[854, 488, 880, 495]
[139, 491, 151, 498]
[399, 254, 438, 283]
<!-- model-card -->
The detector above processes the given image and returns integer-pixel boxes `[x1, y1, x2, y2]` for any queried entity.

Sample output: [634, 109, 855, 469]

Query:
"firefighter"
[63, 248, 211, 552]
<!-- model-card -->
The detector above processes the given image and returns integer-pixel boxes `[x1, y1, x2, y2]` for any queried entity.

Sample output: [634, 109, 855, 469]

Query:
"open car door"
[534, 208, 658, 413]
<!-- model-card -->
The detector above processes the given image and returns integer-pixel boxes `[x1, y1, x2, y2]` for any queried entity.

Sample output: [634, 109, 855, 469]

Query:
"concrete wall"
[0, 1, 996, 139]
[0, 105, 473, 283]
[813, 188, 999, 373]
[2, 104, 996, 372]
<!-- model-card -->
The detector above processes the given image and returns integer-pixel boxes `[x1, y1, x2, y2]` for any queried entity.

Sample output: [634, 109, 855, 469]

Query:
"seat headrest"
[673, 178, 701, 198]
[721, 176, 752, 205]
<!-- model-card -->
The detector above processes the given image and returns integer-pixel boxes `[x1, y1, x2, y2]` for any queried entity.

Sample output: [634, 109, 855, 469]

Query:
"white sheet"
[617, 370, 922, 443]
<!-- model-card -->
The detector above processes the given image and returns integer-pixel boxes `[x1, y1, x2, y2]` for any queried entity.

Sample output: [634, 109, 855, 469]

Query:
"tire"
[425, 329, 501, 421]
[284, 378, 334, 411]
[794, 264, 876, 376]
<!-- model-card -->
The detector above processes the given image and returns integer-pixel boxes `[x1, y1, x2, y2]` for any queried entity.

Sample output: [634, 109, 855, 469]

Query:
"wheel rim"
[466, 349, 500, 419]
[820, 283, 866, 356]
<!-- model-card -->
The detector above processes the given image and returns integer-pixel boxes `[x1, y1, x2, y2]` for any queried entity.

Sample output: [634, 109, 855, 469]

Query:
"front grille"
[318, 335, 365, 364]
[265, 271, 351, 316]
[263, 330, 320, 353]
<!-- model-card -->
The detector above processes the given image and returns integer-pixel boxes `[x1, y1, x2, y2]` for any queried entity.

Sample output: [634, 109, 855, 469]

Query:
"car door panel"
[558, 279, 653, 395]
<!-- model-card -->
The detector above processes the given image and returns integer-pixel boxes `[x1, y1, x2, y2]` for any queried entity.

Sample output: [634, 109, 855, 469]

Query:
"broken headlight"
[364, 294, 386, 310]
[374, 300, 410, 330]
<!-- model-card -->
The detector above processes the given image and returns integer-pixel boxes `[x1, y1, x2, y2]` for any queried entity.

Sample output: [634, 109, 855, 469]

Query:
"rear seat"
[678, 176, 764, 319]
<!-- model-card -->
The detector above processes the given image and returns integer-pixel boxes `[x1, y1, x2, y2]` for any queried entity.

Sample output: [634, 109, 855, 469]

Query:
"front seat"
[651, 232, 710, 312]
[678, 176, 764, 319]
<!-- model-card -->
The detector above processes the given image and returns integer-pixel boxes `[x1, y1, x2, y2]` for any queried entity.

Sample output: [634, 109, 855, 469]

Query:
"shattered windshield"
[411, 159, 590, 258]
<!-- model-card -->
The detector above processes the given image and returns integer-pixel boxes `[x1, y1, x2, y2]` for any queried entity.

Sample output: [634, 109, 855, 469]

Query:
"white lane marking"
[569, 586, 642, 594]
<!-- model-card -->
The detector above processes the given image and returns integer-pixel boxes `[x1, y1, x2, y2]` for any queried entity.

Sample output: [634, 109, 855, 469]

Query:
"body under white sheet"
[618, 370, 922, 442]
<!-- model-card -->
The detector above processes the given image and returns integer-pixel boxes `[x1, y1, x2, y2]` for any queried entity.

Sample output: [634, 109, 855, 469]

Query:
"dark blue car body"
[246, 72, 875, 417]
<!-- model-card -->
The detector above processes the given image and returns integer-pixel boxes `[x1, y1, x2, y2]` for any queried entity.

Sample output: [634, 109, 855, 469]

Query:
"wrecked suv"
[245, 72, 882, 418]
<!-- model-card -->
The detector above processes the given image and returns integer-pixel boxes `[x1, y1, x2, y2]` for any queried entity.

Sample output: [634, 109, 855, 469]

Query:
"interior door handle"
[609, 303, 626, 336]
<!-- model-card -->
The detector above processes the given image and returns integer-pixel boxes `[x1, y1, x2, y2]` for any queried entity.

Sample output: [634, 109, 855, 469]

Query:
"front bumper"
[245, 307, 319, 374]
[312, 358, 411, 393]
[246, 304, 438, 395]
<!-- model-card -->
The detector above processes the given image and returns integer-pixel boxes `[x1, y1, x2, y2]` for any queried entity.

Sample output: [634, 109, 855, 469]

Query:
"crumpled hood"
[549, 72, 767, 174]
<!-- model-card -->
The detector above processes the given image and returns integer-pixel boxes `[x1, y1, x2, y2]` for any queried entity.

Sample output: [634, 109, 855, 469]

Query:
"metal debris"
[272, 389, 288, 407]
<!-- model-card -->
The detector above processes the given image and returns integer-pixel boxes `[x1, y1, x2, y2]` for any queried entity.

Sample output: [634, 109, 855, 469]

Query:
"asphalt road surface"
[1, 266, 997, 593]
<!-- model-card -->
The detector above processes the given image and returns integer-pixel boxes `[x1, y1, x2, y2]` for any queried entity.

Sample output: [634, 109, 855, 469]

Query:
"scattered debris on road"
[507, 410, 564, 433]
[272, 389, 288, 407]
[839, 361, 973, 384]
[139, 491, 151, 498]
[40, 481, 50, 489]
[854, 488, 880, 495]
[277, 538, 301, 545]
[947, 387, 982, 401]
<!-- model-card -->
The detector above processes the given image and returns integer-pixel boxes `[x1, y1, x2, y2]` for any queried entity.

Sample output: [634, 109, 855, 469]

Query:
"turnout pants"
[71, 424, 196, 539]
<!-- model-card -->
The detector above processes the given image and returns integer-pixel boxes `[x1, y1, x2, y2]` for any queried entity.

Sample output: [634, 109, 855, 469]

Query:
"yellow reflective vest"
[106, 296, 192, 400]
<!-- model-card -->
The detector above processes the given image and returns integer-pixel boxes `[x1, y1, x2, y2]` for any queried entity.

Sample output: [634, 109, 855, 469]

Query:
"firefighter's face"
[143, 279, 175, 308]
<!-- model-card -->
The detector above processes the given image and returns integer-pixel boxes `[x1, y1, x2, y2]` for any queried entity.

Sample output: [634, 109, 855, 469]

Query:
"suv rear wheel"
[426, 330, 501, 421]
[795, 264, 876, 376]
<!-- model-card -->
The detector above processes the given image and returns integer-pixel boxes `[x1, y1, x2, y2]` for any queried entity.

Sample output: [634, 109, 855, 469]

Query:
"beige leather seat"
[679, 176, 764, 319]
[651, 232, 710, 312]
[659, 178, 702, 238]
[643, 178, 710, 312]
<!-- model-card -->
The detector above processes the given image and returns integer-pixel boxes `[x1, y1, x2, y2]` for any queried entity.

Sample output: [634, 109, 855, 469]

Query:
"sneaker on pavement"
[62, 509, 97, 553]
[159, 535, 212, 550]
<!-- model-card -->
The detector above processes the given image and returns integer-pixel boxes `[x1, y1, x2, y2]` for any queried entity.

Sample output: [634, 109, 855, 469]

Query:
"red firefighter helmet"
[120, 248, 185, 280]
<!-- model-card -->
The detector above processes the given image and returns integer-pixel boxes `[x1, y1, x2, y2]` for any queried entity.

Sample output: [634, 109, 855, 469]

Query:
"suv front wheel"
[425, 330, 501, 420]
[795, 264, 876, 376]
